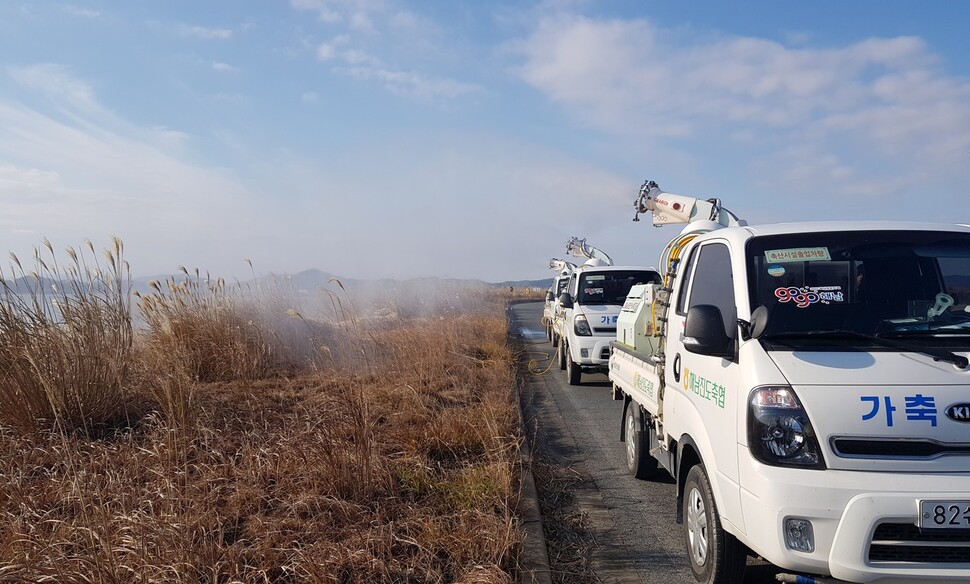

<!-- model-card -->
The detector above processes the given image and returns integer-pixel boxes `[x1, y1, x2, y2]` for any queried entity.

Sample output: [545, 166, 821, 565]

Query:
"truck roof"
[570, 264, 660, 273]
[740, 220, 970, 237]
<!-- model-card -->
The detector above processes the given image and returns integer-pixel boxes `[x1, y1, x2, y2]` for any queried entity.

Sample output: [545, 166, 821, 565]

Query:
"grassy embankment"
[0, 239, 527, 583]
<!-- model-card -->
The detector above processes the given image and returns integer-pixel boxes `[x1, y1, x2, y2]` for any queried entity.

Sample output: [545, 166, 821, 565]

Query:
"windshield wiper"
[763, 330, 969, 369]
[882, 329, 970, 337]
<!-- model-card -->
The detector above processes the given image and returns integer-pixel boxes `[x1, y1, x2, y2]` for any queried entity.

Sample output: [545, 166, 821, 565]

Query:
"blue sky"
[1, 1, 968, 282]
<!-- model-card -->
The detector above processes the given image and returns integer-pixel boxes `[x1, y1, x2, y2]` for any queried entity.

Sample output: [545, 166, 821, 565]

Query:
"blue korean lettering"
[861, 395, 895, 427]
[905, 394, 938, 427]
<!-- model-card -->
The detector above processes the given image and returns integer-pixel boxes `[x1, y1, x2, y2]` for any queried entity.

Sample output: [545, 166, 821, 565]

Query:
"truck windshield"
[746, 230, 970, 350]
[578, 270, 660, 305]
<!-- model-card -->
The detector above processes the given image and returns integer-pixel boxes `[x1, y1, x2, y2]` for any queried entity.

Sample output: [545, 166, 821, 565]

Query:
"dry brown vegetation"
[0, 240, 523, 583]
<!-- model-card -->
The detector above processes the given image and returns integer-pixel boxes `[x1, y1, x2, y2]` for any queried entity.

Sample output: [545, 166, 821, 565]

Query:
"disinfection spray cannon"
[549, 258, 577, 277]
[633, 180, 745, 228]
[566, 237, 614, 267]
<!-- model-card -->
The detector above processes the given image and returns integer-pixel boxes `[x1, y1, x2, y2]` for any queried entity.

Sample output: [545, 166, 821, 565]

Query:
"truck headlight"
[747, 386, 825, 469]
[574, 314, 592, 336]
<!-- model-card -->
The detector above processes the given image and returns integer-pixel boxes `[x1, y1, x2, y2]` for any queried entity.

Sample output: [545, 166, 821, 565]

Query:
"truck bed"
[609, 342, 662, 417]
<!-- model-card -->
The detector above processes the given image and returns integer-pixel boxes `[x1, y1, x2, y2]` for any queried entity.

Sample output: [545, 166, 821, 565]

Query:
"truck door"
[665, 241, 744, 530]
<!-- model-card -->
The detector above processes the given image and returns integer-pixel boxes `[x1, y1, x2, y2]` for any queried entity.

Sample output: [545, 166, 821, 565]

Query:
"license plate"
[919, 500, 970, 530]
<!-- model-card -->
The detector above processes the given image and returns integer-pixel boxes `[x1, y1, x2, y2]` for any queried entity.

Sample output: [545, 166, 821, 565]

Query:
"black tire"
[624, 405, 658, 479]
[558, 339, 567, 371]
[546, 323, 552, 341]
[566, 349, 581, 385]
[683, 465, 747, 584]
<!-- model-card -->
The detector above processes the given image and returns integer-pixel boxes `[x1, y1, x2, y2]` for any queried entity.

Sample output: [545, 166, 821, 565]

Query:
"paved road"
[511, 301, 780, 584]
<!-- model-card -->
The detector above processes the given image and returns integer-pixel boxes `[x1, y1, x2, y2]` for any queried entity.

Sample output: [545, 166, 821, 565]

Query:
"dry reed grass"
[0, 247, 524, 582]
[0, 238, 133, 434]
[137, 268, 274, 383]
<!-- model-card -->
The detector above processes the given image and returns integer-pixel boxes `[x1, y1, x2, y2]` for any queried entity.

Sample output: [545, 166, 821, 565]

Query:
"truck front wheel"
[558, 339, 567, 371]
[566, 349, 581, 385]
[624, 406, 658, 479]
[683, 465, 747, 584]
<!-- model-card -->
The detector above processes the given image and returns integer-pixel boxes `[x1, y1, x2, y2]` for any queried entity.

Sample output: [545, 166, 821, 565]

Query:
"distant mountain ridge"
[4, 268, 553, 297]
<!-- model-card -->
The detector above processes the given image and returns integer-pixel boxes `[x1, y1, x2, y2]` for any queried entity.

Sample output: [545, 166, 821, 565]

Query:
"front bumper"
[738, 454, 970, 583]
[569, 335, 613, 367]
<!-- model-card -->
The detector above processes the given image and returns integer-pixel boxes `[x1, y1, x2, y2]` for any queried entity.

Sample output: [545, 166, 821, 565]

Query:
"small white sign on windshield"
[764, 247, 831, 263]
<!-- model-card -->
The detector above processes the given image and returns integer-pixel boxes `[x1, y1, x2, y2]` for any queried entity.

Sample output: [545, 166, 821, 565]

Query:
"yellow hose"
[651, 233, 699, 333]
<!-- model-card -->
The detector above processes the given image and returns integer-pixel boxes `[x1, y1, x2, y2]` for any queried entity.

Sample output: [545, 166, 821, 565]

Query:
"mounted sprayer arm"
[566, 237, 614, 266]
[633, 180, 745, 228]
[549, 258, 577, 276]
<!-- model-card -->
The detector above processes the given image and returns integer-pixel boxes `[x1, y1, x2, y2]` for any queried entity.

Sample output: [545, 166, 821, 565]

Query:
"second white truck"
[610, 181, 970, 583]
[553, 237, 661, 385]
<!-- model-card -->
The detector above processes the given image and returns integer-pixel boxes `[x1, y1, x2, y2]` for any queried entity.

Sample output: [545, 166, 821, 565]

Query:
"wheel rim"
[686, 486, 709, 567]
[625, 410, 636, 467]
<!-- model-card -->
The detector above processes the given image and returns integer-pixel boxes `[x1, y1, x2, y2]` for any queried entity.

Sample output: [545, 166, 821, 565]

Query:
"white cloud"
[514, 16, 946, 134]
[180, 25, 233, 40]
[316, 35, 350, 61]
[316, 43, 337, 61]
[339, 66, 481, 100]
[301, 91, 320, 103]
[513, 14, 970, 205]
[348, 11, 373, 32]
[291, 0, 397, 29]
[8, 63, 99, 111]
[58, 5, 101, 19]
[0, 66, 267, 277]
[291, 0, 342, 23]
[211, 61, 239, 72]
[341, 49, 375, 65]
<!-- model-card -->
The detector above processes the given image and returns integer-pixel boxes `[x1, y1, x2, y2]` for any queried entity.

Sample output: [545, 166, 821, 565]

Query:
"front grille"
[831, 437, 970, 460]
[593, 327, 617, 334]
[869, 523, 970, 563]
[599, 347, 611, 360]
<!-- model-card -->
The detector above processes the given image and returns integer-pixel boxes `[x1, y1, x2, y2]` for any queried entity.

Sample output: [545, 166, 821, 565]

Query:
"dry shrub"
[0, 238, 132, 433]
[1, 279, 524, 582]
[135, 270, 343, 427]
[137, 269, 273, 383]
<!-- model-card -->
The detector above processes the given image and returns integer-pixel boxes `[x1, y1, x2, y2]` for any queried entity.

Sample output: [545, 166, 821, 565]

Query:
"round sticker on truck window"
[767, 265, 785, 277]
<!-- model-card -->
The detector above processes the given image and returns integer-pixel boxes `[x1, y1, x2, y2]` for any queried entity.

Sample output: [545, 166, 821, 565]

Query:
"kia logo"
[945, 403, 970, 422]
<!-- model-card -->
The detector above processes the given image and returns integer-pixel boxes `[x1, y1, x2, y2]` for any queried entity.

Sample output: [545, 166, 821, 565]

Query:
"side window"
[686, 243, 736, 339]
[676, 247, 699, 314]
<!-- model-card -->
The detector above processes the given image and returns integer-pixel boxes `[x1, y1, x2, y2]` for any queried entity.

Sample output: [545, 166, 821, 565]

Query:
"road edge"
[507, 300, 553, 584]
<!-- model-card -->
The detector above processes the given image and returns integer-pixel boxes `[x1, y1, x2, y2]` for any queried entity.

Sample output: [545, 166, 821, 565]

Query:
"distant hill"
[7, 269, 554, 298]
[1, 275, 61, 295]
[490, 278, 553, 289]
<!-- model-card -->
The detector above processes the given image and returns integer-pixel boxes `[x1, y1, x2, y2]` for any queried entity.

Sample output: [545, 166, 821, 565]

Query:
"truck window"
[686, 243, 736, 339]
[675, 247, 699, 315]
[746, 230, 970, 347]
[577, 270, 661, 305]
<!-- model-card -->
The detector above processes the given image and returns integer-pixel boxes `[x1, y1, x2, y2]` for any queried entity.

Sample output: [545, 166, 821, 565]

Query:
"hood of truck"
[767, 350, 970, 472]
[577, 304, 621, 335]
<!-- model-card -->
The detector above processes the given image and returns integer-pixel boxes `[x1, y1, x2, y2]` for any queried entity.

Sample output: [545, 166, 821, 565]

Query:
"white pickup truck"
[543, 259, 575, 343]
[558, 263, 660, 385]
[610, 181, 970, 584]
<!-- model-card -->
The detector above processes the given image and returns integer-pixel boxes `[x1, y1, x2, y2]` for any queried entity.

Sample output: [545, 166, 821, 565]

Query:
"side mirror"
[546, 291, 555, 302]
[739, 305, 768, 341]
[683, 304, 733, 358]
[559, 292, 574, 309]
